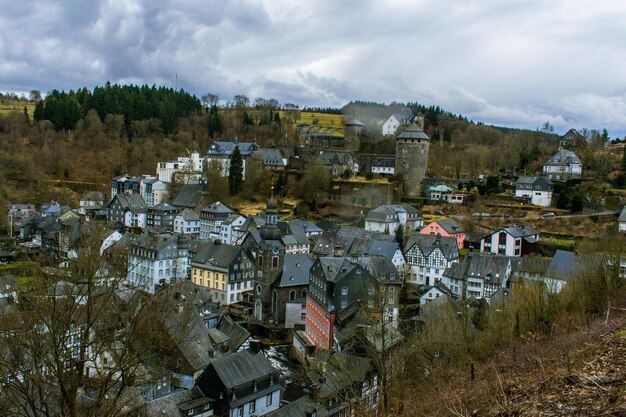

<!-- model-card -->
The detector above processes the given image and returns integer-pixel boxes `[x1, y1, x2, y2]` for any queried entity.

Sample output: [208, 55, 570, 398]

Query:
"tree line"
[33, 83, 201, 133]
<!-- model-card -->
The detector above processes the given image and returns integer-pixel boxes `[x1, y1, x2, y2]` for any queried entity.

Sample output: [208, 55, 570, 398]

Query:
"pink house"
[420, 219, 465, 249]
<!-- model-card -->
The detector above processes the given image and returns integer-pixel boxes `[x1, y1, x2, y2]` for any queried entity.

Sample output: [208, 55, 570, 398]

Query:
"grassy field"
[296, 111, 345, 137]
[0, 100, 36, 117]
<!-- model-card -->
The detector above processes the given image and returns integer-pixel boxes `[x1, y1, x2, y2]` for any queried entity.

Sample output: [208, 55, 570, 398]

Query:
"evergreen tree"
[207, 105, 223, 137]
[570, 192, 584, 212]
[395, 224, 405, 247]
[228, 145, 244, 195]
[556, 191, 570, 210]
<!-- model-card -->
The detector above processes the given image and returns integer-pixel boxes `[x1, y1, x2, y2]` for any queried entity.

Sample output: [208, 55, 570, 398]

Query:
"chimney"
[249, 339, 261, 354]
[333, 245, 343, 257]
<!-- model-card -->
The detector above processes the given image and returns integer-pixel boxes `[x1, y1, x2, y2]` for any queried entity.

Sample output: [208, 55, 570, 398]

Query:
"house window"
[248, 401, 255, 414]
[272, 256, 279, 268]
[266, 393, 273, 406]
[368, 286, 374, 295]
[341, 287, 348, 296]
[237, 406, 244, 417]
[289, 290, 296, 301]
[301, 312, 306, 321]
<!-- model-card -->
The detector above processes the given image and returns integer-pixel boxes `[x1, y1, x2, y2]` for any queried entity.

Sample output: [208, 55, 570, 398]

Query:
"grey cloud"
[0, 0, 625, 135]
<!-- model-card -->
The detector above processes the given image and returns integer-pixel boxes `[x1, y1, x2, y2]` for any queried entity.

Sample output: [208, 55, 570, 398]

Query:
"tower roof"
[396, 123, 430, 141]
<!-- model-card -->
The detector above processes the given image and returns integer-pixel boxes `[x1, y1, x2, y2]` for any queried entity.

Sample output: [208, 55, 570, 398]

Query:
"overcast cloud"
[1, 0, 625, 135]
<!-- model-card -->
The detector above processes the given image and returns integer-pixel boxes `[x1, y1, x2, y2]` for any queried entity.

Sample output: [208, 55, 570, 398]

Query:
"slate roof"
[193, 243, 242, 269]
[502, 225, 539, 242]
[265, 394, 320, 417]
[222, 214, 245, 226]
[278, 253, 315, 287]
[366, 240, 402, 259]
[113, 194, 147, 214]
[288, 219, 322, 236]
[206, 139, 259, 156]
[544, 150, 582, 166]
[80, 191, 106, 202]
[252, 148, 286, 167]
[201, 201, 234, 215]
[178, 209, 200, 222]
[434, 219, 464, 234]
[396, 123, 429, 140]
[516, 176, 553, 191]
[365, 204, 421, 223]
[150, 202, 178, 213]
[444, 252, 509, 285]
[405, 233, 459, 260]
[319, 152, 355, 165]
[372, 156, 395, 167]
[216, 315, 250, 351]
[171, 184, 204, 209]
[389, 107, 415, 123]
[210, 349, 277, 389]
[509, 257, 551, 275]
[544, 250, 588, 282]
[357, 255, 399, 282]
[561, 128, 583, 143]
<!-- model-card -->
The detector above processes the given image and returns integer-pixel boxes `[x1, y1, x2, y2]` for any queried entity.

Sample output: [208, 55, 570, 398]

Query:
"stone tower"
[395, 123, 430, 196]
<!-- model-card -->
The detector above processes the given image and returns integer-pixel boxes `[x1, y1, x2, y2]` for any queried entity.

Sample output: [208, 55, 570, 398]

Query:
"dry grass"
[393, 314, 626, 416]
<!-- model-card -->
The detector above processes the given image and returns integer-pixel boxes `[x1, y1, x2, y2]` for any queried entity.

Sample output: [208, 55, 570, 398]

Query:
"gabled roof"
[545, 150, 582, 166]
[515, 176, 553, 191]
[357, 255, 399, 282]
[365, 204, 421, 223]
[216, 315, 250, 351]
[149, 202, 178, 213]
[346, 118, 365, 127]
[405, 233, 459, 260]
[80, 191, 106, 202]
[444, 252, 510, 285]
[387, 107, 414, 123]
[366, 240, 402, 259]
[501, 224, 539, 242]
[509, 256, 551, 275]
[319, 152, 354, 165]
[111, 193, 147, 214]
[252, 148, 286, 167]
[201, 201, 234, 215]
[432, 218, 464, 234]
[206, 139, 259, 156]
[170, 184, 203, 209]
[210, 349, 277, 389]
[318, 257, 353, 283]
[278, 254, 315, 287]
[561, 128, 583, 143]
[544, 250, 589, 282]
[177, 209, 200, 222]
[193, 243, 242, 268]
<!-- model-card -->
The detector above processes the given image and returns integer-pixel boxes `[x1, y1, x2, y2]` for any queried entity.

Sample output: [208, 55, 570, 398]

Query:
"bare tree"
[0, 225, 164, 417]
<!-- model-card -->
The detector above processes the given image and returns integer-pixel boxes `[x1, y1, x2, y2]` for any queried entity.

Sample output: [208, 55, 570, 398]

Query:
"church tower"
[395, 123, 430, 196]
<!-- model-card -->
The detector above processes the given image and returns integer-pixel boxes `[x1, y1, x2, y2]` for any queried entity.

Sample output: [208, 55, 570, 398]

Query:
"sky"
[1, 0, 625, 136]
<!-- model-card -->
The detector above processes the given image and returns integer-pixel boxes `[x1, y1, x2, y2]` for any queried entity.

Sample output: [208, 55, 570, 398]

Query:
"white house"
[140, 178, 168, 207]
[515, 176, 553, 207]
[218, 214, 247, 244]
[371, 157, 395, 175]
[127, 234, 190, 294]
[364, 204, 423, 235]
[442, 252, 511, 302]
[404, 234, 459, 286]
[156, 150, 203, 183]
[543, 150, 582, 180]
[382, 108, 414, 136]
[200, 202, 235, 241]
[419, 281, 452, 306]
[174, 209, 201, 237]
[480, 225, 539, 257]
[205, 139, 259, 179]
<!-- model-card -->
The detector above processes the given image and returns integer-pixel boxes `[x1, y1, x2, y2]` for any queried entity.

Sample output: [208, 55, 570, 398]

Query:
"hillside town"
[2, 104, 625, 417]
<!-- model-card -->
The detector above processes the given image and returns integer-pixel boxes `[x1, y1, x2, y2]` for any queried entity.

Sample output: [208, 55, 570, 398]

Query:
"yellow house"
[190, 243, 255, 305]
